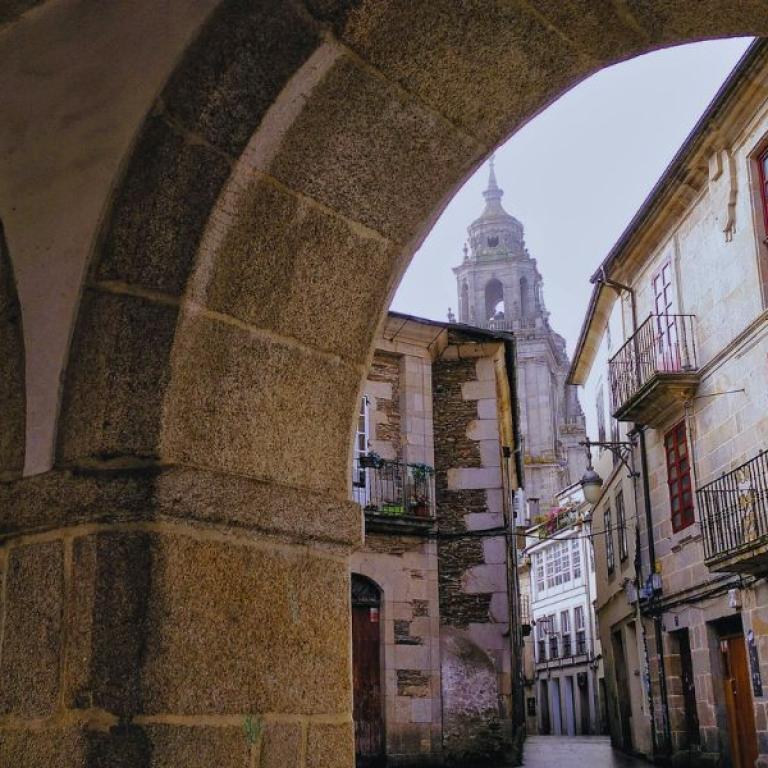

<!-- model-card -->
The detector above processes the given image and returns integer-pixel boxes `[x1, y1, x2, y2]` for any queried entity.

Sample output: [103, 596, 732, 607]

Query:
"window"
[757, 148, 768, 304]
[353, 397, 370, 504]
[572, 539, 582, 580]
[535, 553, 545, 595]
[616, 490, 628, 561]
[560, 609, 572, 656]
[596, 386, 606, 443]
[665, 421, 695, 532]
[536, 616, 547, 662]
[652, 261, 680, 371]
[548, 614, 559, 659]
[544, 540, 574, 590]
[604, 505, 615, 574]
[487, 235, 499, 248]
[575, 606, 587, 654]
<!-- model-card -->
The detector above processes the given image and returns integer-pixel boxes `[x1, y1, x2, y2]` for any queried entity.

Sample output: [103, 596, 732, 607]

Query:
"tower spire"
[483, 153, 503, 204]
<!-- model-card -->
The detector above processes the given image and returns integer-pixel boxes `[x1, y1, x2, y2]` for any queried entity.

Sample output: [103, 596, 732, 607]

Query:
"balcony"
[699, 449, 768, 575]
[608, 314, 699, 426]
[352, 456, 435, 533]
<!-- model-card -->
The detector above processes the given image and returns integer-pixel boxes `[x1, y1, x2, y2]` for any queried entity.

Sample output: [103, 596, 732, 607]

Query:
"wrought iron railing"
[608, 314, 697, 414]
[698, 449, 768, 561]
[352, 456, 435, 519]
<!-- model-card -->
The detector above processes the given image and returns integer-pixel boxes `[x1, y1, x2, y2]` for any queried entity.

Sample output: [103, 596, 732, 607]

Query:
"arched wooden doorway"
[351, 574, 385, 767]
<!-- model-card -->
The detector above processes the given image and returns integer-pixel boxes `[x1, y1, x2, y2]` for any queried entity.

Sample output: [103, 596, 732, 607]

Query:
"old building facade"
[569, 40, 768, 768]
[452, 161, 587, 512]
[523, 484, 604, 738]
[349, 313, 524, 766]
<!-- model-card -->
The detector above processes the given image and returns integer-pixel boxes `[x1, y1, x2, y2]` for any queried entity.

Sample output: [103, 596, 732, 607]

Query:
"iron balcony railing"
[698, 449, 768, 561]
[352, 456, 435, 519]
[608, 314, 697, 414]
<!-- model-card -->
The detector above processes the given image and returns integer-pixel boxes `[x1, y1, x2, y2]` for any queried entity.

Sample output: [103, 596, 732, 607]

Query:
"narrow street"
[522, 736, 650, 768]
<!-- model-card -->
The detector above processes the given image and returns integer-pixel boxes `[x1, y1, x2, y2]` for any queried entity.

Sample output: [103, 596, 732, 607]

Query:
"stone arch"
[484, 277, 504, 321]
[351, 572, 383, 607]
[2, 3, 768, 766]
[0, 219, 25, 479]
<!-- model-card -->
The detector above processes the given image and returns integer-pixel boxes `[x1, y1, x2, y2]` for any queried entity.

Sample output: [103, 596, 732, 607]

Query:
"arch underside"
[2, 2, 768, 766]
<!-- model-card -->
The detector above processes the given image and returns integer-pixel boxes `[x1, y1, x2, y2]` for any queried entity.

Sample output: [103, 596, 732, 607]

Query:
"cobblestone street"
[522, 736, 651, 767]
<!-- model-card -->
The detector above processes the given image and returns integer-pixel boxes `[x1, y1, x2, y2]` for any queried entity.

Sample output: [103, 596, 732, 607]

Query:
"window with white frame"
[572, 538, 581, 580]
[535, 553, 545, 595]
[575, 605, 587, 654]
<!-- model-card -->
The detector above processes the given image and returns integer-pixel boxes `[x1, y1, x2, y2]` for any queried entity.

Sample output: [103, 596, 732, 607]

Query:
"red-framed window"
[757, 148, 768, 306]
[758, 149, 768, 236]
[665, 421, 695, 533]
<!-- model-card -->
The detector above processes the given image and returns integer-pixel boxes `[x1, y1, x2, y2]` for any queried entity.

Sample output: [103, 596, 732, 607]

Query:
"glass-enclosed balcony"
[608, 314, 699, 426]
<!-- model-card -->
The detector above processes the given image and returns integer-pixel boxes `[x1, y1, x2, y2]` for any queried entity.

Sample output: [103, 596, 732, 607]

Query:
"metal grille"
[698, 449, 768, 560]
[352, 457, 435, 518]
[608, 314, 697, 414]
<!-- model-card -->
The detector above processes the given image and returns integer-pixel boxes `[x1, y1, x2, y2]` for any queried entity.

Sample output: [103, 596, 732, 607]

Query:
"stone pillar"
[0, 469, 361, 767]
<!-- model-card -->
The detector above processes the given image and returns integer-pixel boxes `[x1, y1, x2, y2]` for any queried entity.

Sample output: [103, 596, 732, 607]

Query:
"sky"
[391, 37, 754, 360]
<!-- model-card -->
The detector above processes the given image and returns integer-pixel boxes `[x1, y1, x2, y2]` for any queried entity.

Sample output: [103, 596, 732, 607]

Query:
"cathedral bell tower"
[451, 157, 587, 512]
[453, 156, 548, 332]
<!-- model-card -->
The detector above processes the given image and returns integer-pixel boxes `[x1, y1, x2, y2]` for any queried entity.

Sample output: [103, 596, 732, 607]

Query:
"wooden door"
[352, 577, 384, 766]
[721, 634, 758, 768]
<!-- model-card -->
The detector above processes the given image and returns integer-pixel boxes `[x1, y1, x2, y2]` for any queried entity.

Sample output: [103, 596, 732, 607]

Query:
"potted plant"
[358, 451, 383, 469]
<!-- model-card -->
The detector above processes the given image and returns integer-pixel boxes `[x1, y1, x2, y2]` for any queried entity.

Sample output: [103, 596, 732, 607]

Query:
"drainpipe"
[638, 427, 672, 758]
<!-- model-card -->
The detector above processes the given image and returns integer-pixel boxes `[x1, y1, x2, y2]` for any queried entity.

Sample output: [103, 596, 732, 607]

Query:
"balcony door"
[353, 396, 371, 507]
[652, 261, 680, 371]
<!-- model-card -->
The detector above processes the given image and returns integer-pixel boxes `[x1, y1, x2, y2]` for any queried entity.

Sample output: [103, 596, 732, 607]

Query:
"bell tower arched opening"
[485, 278, 504, 322]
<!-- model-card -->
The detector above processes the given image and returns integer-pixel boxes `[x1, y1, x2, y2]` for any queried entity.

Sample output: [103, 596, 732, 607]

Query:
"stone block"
[192, 178, 397, 364]
[94, 114, 232, 295]
[308, 0, 594, 144]
[467, 419, 499, 440]
[0, 540, 63, 717]
[478, 438, 501, 466]
[68, 531, 352, 716]
[447, 466, 501, 491]
[57, 289, 178, 464]
[163, 0, 320, 157]
[461, 380, 497, 401]
[465, 512, 503, 531]
[260, 721, 303, 768]
[142, 723, 249, 768]
[476, 398, 497, 419]
[0, 729, 85, 767]
[462, 563, 507, 594]
[305, 721, 354, 768]
[627, 1, 768, 46]
[474, 357, 496, 382]
[483, 537, 507, 565]
[263, 52, 482, 242]
[162, 310, 359, 496]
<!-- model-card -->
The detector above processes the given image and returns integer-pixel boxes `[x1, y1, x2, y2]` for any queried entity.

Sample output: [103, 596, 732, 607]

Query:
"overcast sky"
[391, 38, 753, 359]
